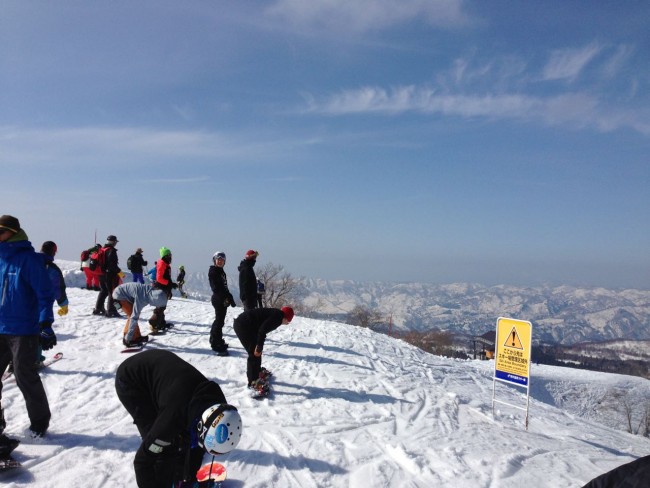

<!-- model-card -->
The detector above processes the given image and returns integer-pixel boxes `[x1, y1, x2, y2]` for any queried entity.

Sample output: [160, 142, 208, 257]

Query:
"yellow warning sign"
[494, 317, 532, 387]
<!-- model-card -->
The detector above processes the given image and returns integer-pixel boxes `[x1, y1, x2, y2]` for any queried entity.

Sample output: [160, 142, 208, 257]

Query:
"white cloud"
[542, 43, 602, 82]
[600, 44, 634, 79]
[0, 126, 297, 167]
[305, 85, 650, 135]
[266, 0, 468, 33]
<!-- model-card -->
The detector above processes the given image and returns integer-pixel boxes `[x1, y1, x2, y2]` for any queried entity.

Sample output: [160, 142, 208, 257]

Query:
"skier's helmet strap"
[197, 404, 242, 455]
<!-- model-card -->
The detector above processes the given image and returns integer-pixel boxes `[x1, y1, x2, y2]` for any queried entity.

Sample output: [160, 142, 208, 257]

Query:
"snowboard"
[121, 337, 153, 353]
[2, 352, 63, 383]
[196, 461, 226, 487]
[250, 368, 273, 399]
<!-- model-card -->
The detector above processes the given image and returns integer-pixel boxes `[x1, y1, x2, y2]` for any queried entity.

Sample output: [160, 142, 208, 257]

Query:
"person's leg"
[10, 336, 50, 434]
[209, 302, 228, 351]
[94, 275, 108, 313]
[0, 337, 12, 415]
[120, 301, 142, 342]
[83, 268, 93, 289]
[234, 320, 259, 384]
[106, 274, 119, 315]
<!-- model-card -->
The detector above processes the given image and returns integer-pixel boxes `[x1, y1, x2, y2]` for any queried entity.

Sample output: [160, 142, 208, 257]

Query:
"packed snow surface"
[1, 263, 649, 487]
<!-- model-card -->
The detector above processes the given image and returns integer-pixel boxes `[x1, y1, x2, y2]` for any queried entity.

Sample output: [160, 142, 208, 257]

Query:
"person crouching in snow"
[115, 350, 242, 488]
[233, 306, 294, 389]
[112, 282, 168, 347]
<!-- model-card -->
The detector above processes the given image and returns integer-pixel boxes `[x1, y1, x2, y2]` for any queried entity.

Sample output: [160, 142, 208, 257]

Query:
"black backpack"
[127, 254, 135, 271]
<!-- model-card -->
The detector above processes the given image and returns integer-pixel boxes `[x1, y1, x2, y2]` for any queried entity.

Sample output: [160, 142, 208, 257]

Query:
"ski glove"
[39, 322, 57, 350]
[57, 305, 69, 316]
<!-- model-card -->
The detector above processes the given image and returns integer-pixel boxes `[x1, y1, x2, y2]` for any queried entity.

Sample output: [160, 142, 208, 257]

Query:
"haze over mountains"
[143, 268, 650, 345]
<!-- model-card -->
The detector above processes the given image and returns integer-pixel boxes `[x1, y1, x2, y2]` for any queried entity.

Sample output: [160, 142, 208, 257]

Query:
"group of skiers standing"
[1, 219, 295, 486]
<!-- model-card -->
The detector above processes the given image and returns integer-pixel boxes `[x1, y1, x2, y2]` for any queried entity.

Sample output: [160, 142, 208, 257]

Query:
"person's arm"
[135, 412, 181, 487]
[32, 256, 55, 324]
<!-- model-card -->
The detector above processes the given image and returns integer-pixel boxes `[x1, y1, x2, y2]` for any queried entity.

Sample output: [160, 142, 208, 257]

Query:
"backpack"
[127, 254, 135, 271]
[80, 249, 90, 262]
[89, 247, 106, 272]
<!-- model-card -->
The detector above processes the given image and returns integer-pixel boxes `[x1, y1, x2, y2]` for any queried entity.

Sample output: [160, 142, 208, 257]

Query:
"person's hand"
[254, 346, 262, 358]
[39, 322, 57, 350]
[57, 305, 69, 316]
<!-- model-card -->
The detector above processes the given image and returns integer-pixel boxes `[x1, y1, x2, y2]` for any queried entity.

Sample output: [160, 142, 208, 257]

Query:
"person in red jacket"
[148, 247, 176, 333]
[92, 235, 123, 318]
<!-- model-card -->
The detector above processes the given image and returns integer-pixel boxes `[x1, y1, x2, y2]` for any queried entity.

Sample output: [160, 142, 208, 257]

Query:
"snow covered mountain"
[60, 260, 650, 344]
[2, 261, 648, 487]
[299, 279, 650, 345]
[63, 260, 650, 344]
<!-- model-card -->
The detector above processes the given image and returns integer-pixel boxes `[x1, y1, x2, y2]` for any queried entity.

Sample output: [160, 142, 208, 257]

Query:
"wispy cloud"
[0, 126, 302, 167]
[265, 0, 469, 34]
[600, 44, 634, 79]
[542, 43, 602, 82]
[304, 85, 650, 135]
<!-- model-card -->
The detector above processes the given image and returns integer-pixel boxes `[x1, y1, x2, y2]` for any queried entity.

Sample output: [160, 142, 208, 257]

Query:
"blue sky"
[1, 1, 649, 288]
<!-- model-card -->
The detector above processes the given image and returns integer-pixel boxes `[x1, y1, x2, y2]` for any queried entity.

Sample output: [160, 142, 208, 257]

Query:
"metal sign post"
[492, 317, 533, 430]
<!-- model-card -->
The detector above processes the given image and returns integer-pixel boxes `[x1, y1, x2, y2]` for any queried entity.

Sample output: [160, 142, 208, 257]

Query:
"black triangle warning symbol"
[504, 326, 524, 350]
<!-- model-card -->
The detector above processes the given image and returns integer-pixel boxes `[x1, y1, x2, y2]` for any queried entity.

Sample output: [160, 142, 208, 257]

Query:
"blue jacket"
[41, 253, 69, 308]
[0, 232, 54, 335]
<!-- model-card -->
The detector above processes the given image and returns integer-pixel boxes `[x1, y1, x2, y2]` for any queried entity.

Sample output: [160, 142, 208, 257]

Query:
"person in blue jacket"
[0, 215, 55, 439]
[36, 241, 68, 363]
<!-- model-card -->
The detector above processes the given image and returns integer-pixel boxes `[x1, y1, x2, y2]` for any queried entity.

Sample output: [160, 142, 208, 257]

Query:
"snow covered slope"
[1, 268, 648, 487]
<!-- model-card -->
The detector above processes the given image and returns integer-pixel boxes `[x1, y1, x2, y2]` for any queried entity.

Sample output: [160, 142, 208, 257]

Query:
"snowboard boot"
[123, 335, 149, 348]
[92, 308, 106, 316]
[248, 378, 270, 398]
[259, 367, 273, 381]
[106, 309, 122, 318]
[0, 434, 19, 458]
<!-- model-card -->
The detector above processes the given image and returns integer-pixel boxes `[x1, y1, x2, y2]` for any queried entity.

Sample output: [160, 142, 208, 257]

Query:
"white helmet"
[212, 251, 226, 262]
[197, 404, 242, 455]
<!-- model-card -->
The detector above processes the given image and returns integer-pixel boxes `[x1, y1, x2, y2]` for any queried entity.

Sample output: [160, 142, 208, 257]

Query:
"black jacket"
[582, 455, 650, 488]
[130, 253, 148, 274]
[238, 259, 257, 305]
[233, 308, 284, 353]
[102, 244, 120, 274]
[115, 350, 227, 488]
[208, 265, 234, 308]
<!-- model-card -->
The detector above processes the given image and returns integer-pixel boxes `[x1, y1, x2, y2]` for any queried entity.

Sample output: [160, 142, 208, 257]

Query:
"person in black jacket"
[115, 350, 242, 488]
[238, 249, 258, 311]
[93, 235, 123, 318]
[208, 252, 235, 355]
[176, 265, 187, 298]
[129, 248, 148, 284]
[581, 454, 650, 488]
[233, 307, 294, 387]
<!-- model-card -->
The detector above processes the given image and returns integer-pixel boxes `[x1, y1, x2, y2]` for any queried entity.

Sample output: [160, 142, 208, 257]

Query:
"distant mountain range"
[181, 274, 650, 345]
[57, 261, 650, 346]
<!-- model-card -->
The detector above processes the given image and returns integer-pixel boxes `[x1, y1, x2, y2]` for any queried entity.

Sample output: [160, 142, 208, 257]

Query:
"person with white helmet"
[208, 251, 236, 356]
[115, 349, 242, 488]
